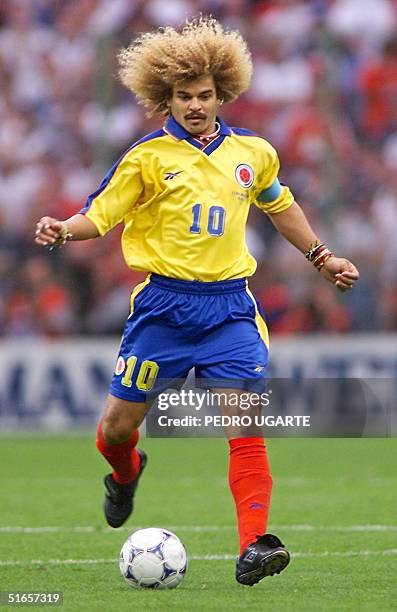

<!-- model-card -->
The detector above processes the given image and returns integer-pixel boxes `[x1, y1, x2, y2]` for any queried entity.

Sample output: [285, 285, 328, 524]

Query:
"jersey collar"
[164, 115, 232, 140]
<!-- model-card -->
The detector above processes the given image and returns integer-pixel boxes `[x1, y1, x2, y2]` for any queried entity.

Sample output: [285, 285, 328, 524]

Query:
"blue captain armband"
[257, 178, 282, 203]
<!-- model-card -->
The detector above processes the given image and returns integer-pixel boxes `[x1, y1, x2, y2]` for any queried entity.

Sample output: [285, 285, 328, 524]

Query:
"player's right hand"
[34, 216, 69, 247]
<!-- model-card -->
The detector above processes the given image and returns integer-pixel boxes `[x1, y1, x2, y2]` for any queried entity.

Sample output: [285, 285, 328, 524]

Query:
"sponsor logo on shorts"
[235, 164, 254, 189]
[115, 356, 126, 375]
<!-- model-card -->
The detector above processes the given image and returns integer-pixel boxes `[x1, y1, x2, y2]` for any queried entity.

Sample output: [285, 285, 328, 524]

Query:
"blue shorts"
[109, 274, 269, 402]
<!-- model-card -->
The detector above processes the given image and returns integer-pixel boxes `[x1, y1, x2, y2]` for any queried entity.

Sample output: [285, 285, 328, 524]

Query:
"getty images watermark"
[143, 378, 394, 437]
[148, 388, 311, 434]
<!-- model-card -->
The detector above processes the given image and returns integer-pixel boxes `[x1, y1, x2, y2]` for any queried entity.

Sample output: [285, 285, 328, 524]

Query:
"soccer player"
[35, 17, 359, 586]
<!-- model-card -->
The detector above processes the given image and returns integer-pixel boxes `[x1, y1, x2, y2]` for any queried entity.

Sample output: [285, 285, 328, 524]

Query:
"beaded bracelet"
[304, 240, 324, 262]
[314, 250, 334, 271]
[47, 224, 73, 252]
[304, 241, 334, 271]
[58, 224, 73, 244]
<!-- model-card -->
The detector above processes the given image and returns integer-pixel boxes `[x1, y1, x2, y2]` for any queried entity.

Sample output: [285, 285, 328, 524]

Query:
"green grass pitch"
[0, 436, 396, 611]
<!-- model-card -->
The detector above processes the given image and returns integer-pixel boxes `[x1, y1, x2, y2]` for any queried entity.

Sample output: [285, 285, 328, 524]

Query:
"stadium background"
[1, 0, 397, 337]
[0, 2, 396, 610]
[1, 0, 396, 428]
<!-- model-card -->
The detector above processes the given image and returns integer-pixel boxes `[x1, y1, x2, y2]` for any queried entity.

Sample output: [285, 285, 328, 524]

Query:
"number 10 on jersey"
[190, 204, 225, 236]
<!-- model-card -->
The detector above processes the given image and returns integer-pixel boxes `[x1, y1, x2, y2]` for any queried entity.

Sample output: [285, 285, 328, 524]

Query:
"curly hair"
[118, 16, 253, 116]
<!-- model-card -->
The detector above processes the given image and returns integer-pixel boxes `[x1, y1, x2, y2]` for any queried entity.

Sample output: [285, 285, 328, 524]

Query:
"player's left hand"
[321, 256, 359, 292]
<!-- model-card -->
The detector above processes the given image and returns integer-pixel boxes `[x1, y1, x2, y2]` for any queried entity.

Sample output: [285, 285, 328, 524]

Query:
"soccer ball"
[119, 528, 187, 589]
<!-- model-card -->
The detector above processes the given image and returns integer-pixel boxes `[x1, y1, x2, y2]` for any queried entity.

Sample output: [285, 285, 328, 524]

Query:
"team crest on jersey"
[115, 356, 126, 376]
[235, 164, 254, 189]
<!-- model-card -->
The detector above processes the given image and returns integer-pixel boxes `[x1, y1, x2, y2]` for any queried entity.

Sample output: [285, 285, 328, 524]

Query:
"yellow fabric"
[84, 131, 294, 281]
[255, 185, 294, 215]
[129, 274, 152, 315]
[246, 287, 269, 348]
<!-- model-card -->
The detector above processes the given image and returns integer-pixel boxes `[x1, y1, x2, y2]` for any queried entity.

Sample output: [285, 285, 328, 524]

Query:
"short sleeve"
[80, 152, 143, 236]
[253, 141, 294, 214]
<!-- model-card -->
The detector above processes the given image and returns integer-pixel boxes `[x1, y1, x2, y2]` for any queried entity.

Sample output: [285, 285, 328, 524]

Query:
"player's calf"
[103, 449, 147, 528]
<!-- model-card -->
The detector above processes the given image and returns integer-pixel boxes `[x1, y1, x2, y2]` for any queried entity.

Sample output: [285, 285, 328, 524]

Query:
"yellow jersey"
[80, 116, 294, 281]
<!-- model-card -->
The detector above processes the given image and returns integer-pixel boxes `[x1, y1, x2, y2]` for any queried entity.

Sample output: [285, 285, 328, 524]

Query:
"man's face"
[168, 75, 220, 136]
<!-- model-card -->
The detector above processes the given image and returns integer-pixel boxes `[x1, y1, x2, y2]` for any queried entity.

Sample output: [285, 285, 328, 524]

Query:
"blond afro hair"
[118, 16, 253, 115]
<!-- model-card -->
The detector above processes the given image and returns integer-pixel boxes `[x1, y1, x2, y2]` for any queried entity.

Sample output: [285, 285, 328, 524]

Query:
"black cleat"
[103, 449, 147, 528]
[236, 533, 290, 586]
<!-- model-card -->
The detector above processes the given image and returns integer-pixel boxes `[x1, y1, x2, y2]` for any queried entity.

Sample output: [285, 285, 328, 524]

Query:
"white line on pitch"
[1, 549, 397, 567]
[1, 525, 397, 533]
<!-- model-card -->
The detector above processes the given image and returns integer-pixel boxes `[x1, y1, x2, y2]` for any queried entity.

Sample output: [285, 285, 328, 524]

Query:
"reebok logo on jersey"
[235, 164, 254, 189]
[164, 171, 184, 181]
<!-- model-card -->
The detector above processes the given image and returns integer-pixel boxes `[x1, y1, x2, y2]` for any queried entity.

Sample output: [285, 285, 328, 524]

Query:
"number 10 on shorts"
[121, 356, 159, 391]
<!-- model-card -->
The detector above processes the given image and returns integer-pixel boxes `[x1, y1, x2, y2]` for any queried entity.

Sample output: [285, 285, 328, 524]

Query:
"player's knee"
[100, 415, 135, 445]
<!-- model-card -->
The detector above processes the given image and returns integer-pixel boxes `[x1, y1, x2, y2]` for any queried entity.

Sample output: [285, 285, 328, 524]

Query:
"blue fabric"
[231, 126, 259, 137]
[150, 274, 246, 294]
[257, 178, 282, 203]
[110, 275, 268, 402]
[165, 115, 232, 140]
[164, 116, 231, 156]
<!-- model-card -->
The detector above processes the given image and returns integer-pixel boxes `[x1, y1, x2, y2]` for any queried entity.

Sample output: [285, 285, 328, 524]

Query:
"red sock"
[96, 419, 141, 484]
[228, 437, 273, 554]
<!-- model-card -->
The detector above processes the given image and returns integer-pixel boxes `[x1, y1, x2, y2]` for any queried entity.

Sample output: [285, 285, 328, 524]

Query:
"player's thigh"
[100, 394, 150, 443]
[214, 387, 263, 440]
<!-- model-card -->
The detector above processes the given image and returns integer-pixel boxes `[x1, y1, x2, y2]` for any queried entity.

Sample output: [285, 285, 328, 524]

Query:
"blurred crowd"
[1, 0, 397, 337]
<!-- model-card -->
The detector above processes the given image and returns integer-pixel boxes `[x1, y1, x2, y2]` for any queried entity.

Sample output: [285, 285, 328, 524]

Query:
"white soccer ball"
[119, 528, 187, 589]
